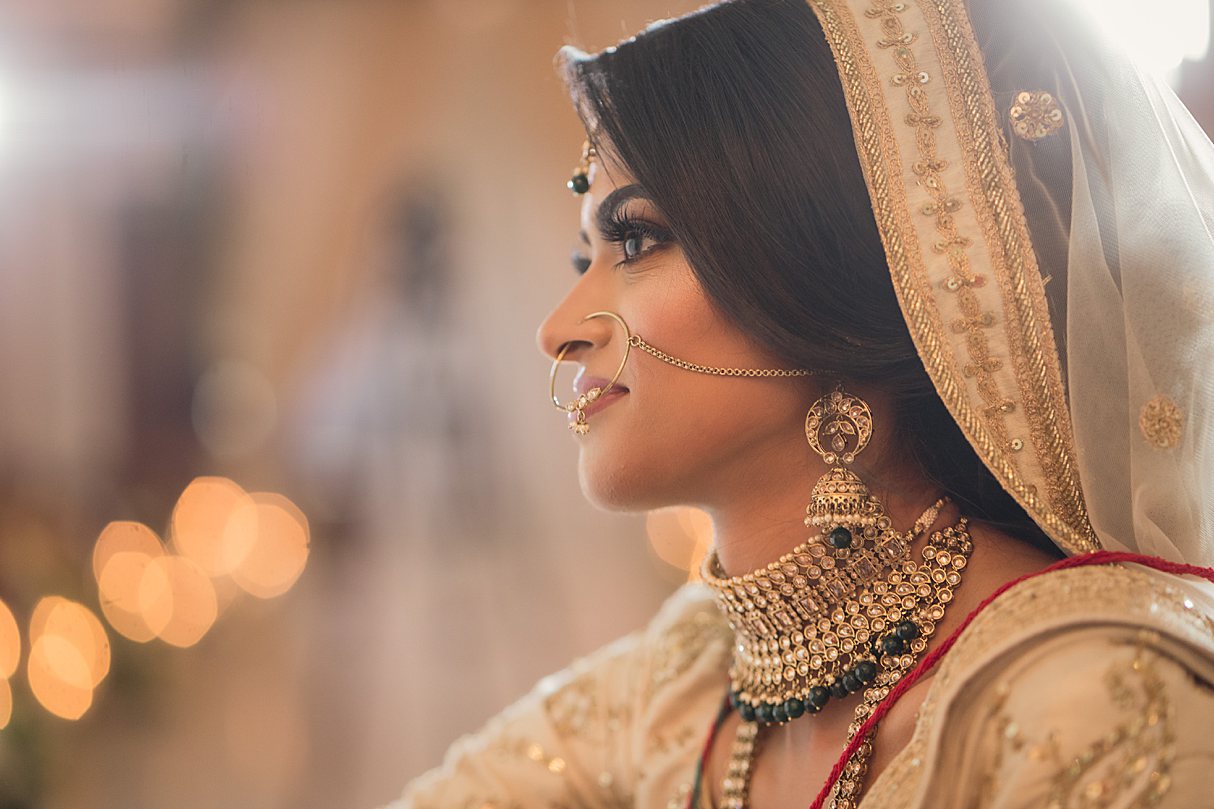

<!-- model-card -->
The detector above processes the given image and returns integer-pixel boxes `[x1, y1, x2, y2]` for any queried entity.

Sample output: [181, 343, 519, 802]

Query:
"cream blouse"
[388, 564, 1214, 808]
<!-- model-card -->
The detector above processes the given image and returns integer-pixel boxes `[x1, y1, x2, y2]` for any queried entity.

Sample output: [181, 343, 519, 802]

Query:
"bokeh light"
[230, 493, 310, 599]
[171, 477, 259, 577]
[0, 677, 11, 731]
[92, 521, 163, 582]
[28, 597, 109, 720]
[646, 507, 714, 580]
[28, 636, 93, 720]
[0, 598, 21, 679]
[94, 521, 166, 642]
[138, 555, 218, 648]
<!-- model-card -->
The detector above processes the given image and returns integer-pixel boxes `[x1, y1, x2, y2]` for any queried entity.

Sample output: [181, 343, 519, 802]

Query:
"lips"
[571, 371, 629, 422]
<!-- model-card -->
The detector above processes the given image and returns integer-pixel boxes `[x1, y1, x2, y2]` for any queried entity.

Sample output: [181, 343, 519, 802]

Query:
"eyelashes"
[602, 210, 674, 263]
[572, 210, 675, 275]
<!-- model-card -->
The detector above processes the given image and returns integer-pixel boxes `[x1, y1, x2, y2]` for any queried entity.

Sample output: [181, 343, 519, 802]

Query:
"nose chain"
[551, 311, 818, 435]
[628, 334, 816, 378]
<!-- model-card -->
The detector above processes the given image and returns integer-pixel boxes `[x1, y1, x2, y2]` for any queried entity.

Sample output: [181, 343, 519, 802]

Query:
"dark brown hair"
[560, 0, 1059, 555]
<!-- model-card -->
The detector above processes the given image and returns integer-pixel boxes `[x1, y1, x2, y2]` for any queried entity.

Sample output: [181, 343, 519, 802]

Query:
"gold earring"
[549, 310, 632, 435]
[804, 386, 878, 549]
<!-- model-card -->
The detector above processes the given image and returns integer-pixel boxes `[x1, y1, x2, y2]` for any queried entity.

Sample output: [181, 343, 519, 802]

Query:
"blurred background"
[0, 1, 1209, 807]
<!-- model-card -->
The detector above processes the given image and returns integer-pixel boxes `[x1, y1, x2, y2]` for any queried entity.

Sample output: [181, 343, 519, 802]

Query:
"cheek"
[576, 374, 808, 511]
[570, 258, 811, 510]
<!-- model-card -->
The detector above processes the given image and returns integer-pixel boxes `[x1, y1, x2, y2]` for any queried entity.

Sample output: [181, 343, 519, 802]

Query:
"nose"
[535, 284, 618, 364]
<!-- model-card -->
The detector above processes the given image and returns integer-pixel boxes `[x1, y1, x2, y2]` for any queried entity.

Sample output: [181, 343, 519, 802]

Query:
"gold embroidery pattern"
[544, 672, 598, 738]
[1009, 91, 1065, 142]
[981, 648, 1176, 809]
[666, 782, 693, 809]
[802, 1, 1004, 561]
[647, 609, 732, 700]
[916, 0, 1096, 552]
[1139, 395, 1184, 449]
[805, 0, 1097, 555]
[861, 565, 1213, 807]
[864, 0, 1020, 472]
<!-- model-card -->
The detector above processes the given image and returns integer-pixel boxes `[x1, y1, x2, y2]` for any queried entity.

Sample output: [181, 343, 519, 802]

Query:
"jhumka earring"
[567, 140, 596, 195]
[548, 310, 631, 435]
[803, 387, 878, 549]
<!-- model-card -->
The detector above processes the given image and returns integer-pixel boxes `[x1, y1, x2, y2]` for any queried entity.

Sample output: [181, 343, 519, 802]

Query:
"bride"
[391, 0, 1214, 805]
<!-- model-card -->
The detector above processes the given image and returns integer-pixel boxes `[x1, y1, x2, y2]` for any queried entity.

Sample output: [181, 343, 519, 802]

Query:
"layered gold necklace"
[701, 503, 973, 808]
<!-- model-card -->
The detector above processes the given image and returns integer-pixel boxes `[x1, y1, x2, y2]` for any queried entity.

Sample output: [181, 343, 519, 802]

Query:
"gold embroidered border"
[915, 0, 1096, 552]
[869, 1, 1019, 475]
[804, 1, 969, 512]
[805, 0, 1097, 554]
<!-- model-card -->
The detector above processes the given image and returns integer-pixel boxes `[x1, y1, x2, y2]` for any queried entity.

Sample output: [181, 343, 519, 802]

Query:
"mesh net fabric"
[969, 0, 1214, 571]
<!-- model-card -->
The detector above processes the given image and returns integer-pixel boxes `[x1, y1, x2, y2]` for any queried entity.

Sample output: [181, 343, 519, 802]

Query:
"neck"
[707, 456, 945, 578]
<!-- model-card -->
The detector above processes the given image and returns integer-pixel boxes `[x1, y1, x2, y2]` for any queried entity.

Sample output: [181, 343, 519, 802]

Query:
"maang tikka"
[567, 140, 596, 195]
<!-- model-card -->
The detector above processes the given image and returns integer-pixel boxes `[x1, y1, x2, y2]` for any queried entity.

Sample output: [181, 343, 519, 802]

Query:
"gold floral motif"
[647, 610, 733, 699]
[1009, 90, 1065, 142]
[1139, 395, 1184, 449]
[543, 672, 597, 738]
[866, 0, 1022, 478]
[981, 649, 1176, 809]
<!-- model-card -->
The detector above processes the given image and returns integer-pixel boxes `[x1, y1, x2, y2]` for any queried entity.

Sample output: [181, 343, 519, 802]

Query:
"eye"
[601, 212, 673, 266]
[571, 250, 591, 275]
[622, 234, 649, 261]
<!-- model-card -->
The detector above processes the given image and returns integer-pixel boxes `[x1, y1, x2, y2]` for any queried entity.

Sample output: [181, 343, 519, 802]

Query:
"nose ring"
[549, 311, 632, 435]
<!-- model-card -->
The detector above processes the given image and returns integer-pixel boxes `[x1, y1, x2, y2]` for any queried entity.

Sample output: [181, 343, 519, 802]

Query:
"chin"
[576, 448, 678, 513]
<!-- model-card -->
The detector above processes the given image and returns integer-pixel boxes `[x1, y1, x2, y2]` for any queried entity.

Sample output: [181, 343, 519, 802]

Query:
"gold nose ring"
[549, 311, 633, 435]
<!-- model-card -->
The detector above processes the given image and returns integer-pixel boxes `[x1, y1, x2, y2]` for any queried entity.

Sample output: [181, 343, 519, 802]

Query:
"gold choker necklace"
[702, 510, 973, 808]
[701, 499, 967, 724]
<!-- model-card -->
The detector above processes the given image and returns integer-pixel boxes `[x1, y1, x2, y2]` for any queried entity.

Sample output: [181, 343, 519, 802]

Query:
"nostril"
[549, 339, 592, 362]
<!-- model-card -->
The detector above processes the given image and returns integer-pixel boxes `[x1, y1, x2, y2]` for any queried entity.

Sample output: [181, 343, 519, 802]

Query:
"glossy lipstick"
[572, 373, 629, 421]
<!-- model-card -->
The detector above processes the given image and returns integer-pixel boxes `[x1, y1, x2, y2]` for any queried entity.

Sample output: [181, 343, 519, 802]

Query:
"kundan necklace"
[700, 507, 973, 808]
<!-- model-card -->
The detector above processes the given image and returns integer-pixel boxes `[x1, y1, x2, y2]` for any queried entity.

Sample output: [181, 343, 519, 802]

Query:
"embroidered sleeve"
[385, 585, 732, 809]
[925, 627, 1214, 809]
[384, 629, 643, 809]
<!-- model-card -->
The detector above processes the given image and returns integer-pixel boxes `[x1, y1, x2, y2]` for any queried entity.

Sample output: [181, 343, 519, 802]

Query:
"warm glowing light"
[646, 507, 714, 580]
[94, 522, 167, 643]
[0, 599, 20, 679]
[27, 597, 109, 720]
[99, 551, 162, 642]
[30, 597, 110, 688]
[171, 477, 258, 577]
[138, 555, 218, 648]
[230, 493, 310, 599]
[1069, 0, 1209, 78]
[0, 678, 11, 730]
[92, 521, 164, 583]
[28, 636, 93, 720]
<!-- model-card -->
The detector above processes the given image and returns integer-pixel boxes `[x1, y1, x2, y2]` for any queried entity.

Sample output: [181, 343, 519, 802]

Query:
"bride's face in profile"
[537, 154, 816, 513]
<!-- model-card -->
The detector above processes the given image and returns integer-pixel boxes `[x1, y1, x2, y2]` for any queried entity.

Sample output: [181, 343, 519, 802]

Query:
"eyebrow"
[595, 183, 650, 235]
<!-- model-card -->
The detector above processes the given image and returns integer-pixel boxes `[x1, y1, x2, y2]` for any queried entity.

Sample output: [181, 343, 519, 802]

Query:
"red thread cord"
[686, 694, 733, 809]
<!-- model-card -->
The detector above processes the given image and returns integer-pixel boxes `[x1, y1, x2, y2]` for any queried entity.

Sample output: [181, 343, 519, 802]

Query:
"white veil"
[973, 0, 1214, 566]
[808, 0, 1214, 577]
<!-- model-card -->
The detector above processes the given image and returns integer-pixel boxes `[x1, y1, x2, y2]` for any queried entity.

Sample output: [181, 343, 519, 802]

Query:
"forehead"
[579, 151, 640, 223]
